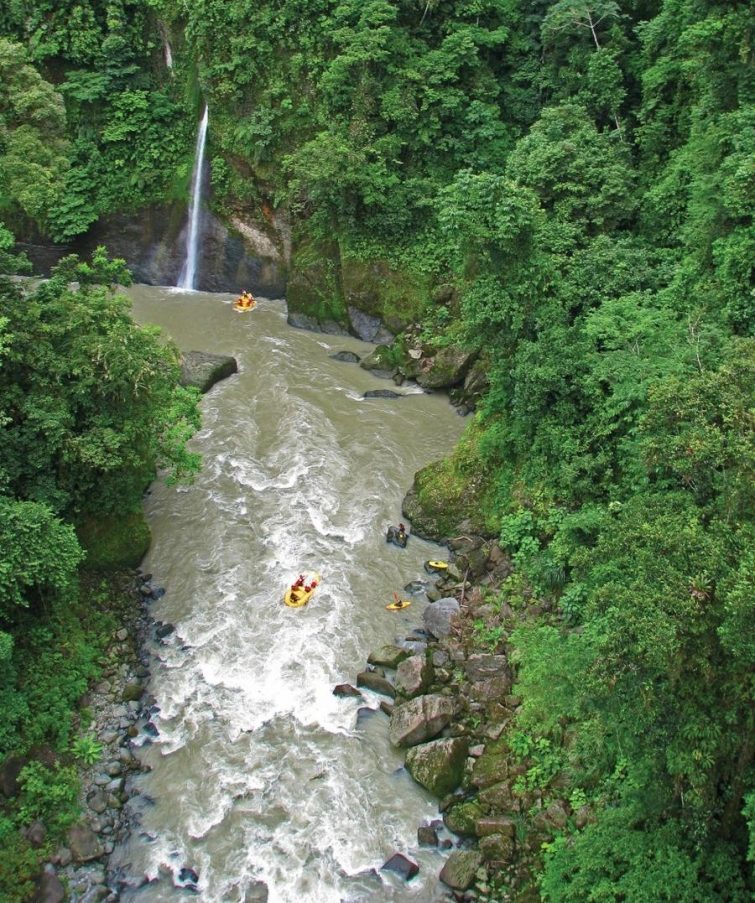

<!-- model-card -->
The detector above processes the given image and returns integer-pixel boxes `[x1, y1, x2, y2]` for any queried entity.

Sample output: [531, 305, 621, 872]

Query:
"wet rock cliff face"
[17, 204, 287, 297]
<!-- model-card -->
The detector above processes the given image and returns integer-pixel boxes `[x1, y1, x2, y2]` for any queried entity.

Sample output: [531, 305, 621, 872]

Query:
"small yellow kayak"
[425, 560, 449, 573]
[386, 595, 412, 611]
[284, 572, 321, 608]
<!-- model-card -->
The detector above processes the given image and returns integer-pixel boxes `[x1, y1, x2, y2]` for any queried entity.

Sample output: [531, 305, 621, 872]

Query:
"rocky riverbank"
[343, 526, 583, 902]
[9, 571, 166, 903]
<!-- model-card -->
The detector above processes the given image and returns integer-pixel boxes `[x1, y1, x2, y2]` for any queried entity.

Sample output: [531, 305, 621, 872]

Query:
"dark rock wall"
[17, 203, 286, 297]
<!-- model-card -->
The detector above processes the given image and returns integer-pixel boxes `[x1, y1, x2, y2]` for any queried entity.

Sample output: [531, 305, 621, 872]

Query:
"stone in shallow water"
[380, 852, 419, 881]
[417, 825, 439, 846]
[367, 645, 411, 668]
[356, 671, 396, 698]
[333, 683, 362, 698]
[180, 351, 237, 393]
[330, 350, 361, 363]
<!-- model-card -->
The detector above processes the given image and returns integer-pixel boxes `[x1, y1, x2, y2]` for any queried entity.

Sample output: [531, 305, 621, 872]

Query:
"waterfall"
[177, 105, 209, 291]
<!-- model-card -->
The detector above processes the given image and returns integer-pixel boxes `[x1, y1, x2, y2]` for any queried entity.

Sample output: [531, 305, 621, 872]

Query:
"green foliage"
[71, 734, 103, 765]
[0, 39, 69, 231]
[510, 731, 565, 793]
[472, 620, 506, 652]
[0, 497, 83, 619]
[0, 251, 201, 519]
[17, 761, 79, 831]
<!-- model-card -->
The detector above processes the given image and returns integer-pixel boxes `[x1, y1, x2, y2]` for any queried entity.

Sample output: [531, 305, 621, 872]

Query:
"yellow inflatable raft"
[284, 572, 321, 608]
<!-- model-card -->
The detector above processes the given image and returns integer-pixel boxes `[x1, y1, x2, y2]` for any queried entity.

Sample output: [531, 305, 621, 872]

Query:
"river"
[111, 285, 466, 902]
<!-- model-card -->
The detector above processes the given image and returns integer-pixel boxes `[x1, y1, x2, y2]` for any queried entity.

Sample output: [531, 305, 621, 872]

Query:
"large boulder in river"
[403, 344, 477, 390]
[423, 598, 460, 640]
[405, 737, 468, 797]
[356, 671, 396, 698]
[395, 655, 433, 698]
[359, 345, 396, 380]
[389, 694, 456, 747]
[180, 351, 238, 393]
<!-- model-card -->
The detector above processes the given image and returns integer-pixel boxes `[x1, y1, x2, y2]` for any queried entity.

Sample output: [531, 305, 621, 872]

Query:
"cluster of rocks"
[336, 532, 583, 902]
[0, 573, 174, 902]
[328, 334, 486, 414]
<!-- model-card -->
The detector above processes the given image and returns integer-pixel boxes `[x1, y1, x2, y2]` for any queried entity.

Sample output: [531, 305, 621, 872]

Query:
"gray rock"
[417, 825, 439, 846]
[439, 850, 484, 891]
[405, 737, 468, 797]
[34, 872, 65, 903]
[462, 654, 508, 682]
[367, 645, 411, 669]
[356, 671, 396, 698]
[388, 694, 456, 747]
[395, 655, 433, 698]
[287, 312, 350, 335]
[68, 824, 104, 862]
[89, 790, 110, 816]
[348, 306, 395, 344]
[422, 598, 460, 640]
[363, 389, 401, 399]
[329, 351, 361, 363]
[180, 351, 238, 393]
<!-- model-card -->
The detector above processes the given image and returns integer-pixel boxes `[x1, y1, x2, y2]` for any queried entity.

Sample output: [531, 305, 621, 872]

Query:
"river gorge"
[111, 285, 466, 901]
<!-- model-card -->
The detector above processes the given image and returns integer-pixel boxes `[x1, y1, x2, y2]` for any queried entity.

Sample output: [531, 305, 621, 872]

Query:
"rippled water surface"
[114, 286, 466, 902]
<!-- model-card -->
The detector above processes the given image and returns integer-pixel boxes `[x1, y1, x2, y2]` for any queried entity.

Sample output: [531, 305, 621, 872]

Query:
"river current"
[113, 286, 465, 902]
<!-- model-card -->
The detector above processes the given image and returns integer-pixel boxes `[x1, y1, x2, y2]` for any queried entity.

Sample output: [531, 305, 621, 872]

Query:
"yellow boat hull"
[386, 598, 411, 611]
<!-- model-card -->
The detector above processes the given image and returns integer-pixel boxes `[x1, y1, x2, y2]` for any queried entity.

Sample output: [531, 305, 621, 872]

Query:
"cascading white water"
[177, 106, 209, 291]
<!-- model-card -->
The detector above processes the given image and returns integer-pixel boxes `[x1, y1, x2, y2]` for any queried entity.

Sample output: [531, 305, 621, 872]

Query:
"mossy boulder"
[470, 739, 511, 790]
[405, 737, 468, 797]
[444, 800, 484, 836]
[76, 511, 150, 571]
[401, 422, 496, 541]
[439, 850, 484, 891]
[404, 345, 477, 391]
[359, 344, 398, 376]
[367, 645, 411, 669]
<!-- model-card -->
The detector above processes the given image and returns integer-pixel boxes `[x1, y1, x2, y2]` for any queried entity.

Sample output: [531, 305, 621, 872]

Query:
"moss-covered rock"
[471, 739, 511, 790]
[405, 737, 468, 797]
[401, 421, 497, 541]
[404, 344, 477, 390]
[439, 850, 484, 891]
[76, 511, 150, 571]
[341, 255, 428, 332]
[444, 800, 484, 836]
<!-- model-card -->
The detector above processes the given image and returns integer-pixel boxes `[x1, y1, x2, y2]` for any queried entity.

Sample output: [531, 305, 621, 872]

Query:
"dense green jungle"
[0, 0, 753, 900]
